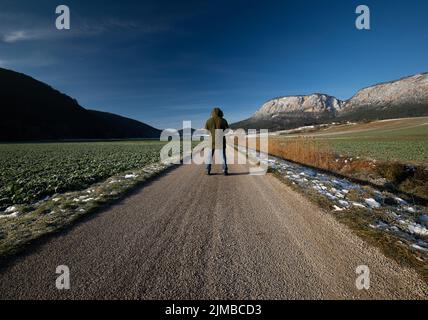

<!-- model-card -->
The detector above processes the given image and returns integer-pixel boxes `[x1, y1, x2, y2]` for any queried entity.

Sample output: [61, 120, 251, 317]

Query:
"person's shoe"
[206, 170, 211, 176]
[223, 170, 229, 176]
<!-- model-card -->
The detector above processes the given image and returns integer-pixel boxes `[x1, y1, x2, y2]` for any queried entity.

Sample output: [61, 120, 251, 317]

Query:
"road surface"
[0, 149, 427, 299]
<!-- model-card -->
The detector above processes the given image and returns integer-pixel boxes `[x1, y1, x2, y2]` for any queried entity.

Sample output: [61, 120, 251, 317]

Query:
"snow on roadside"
[239, 146, 428, 259]
[365, 198, 381, 209]
[0, 163, 170, 219]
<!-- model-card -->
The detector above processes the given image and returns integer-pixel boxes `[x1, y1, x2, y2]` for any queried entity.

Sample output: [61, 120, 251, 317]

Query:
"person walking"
[204, 107, 229, 175]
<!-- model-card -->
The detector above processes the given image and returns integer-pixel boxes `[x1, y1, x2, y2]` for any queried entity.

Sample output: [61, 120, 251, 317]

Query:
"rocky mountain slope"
[233, 94, 344, 132]
[0, 68, 161, 141]
[254, 94, 344, 117]
[232, 73, 428, 131]
[337, 73, 428, 121]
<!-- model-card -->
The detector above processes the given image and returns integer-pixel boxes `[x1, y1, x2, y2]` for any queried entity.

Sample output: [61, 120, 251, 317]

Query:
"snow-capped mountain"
[232, 73, 428, 131]
[254, 94, 344, 118]
[339, 73, 428, 120]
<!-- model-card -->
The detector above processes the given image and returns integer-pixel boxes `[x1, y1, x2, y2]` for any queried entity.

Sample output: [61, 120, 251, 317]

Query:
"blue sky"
[1, 0, 428, 129]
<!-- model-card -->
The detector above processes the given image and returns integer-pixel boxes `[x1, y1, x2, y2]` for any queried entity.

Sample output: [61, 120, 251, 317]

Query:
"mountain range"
[0, 67, 161, 141]
[232, 72, 428, 131]
[1, 67, 428, 141]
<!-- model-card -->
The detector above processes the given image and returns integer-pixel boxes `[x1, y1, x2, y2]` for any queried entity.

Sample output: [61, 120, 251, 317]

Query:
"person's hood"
[211, 108, 224, 118]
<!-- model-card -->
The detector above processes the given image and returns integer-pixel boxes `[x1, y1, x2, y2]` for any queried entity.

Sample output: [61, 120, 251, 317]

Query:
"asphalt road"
[1, 150, 427, 299]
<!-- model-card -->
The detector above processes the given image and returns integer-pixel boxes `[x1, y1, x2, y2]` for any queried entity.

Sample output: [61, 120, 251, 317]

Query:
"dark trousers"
[206, 148, 228, 172]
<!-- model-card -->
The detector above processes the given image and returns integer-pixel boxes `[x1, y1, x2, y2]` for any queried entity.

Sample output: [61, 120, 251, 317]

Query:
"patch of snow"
[365, 198, 381, 209]
[338, 200, 349, 207]
[125, 174, 138, 179]
[404, 206, 416, 213]
[252, 149, 428, 251]
[395, 197, 408, 205]
[325, 193, 337, 200]
[387, 211, 399, 218]
[408, 223, 428, 236]
[0, 212, 18, 218]
[5, 206, 17, 213]
[370, 221, 389, 230]
[411, 244, 428, 253]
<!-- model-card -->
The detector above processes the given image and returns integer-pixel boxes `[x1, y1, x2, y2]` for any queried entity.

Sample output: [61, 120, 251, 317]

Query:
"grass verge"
[0, 162, 172, 259]
[267, 137, 428, 202]
[271, 169, 428, 283]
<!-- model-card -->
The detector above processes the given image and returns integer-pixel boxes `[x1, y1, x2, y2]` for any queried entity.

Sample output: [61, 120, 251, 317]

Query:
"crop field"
[268, 117, 428, 200]
[325, 140, 427, 163]
[277, 117, 428, 164]
[0, 141, 165, 211]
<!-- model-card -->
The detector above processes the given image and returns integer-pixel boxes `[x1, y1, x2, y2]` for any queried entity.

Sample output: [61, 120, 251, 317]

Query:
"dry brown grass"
[248, 136, 428, 201]
[267, 137, 376, 176]
[269, 137, 336, 170]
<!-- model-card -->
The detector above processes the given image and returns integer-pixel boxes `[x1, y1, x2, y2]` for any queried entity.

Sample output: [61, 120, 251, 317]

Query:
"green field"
[0, 141, 165, 211]
[280, 117, 428, 163]
[326, 140, 427, 163]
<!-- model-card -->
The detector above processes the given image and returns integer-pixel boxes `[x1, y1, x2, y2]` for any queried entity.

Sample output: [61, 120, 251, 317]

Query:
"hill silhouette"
[0, 68, 161, 141]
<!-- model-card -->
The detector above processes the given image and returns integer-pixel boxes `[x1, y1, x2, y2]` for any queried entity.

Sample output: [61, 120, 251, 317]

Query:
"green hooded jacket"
[205, 108, 229, 149]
